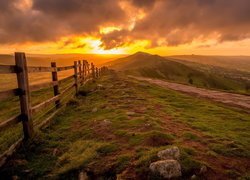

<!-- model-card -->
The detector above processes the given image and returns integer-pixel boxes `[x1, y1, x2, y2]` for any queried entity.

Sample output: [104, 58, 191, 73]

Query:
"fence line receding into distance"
[0, 52, 108, 166]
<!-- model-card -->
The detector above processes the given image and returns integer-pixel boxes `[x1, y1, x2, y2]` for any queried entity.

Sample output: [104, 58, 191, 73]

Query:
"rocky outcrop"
[149, 146, 182, 179]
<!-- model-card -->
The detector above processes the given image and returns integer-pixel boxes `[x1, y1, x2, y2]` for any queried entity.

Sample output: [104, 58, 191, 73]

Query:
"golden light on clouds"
[0, 0, 250, 55]
[99, 26, 122, 34]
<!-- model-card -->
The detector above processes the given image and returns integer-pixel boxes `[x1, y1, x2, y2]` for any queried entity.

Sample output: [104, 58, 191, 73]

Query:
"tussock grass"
[1, 72, 250, 179]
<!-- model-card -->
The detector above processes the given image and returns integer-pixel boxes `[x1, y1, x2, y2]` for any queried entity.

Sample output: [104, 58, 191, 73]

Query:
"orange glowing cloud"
[0, 0, 250, 55]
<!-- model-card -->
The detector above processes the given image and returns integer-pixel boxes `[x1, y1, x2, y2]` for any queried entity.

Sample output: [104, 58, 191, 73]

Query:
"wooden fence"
[0, 52, 108, 166]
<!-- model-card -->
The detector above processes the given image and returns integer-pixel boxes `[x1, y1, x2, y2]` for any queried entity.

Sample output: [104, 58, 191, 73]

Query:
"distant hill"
[108, 52, 250, 94]
[0, 53, 126, 67]
[169, 55, 250, 72]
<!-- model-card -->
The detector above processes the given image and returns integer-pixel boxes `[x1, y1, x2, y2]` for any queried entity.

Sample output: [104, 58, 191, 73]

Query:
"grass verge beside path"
[0, 72, 249, 179]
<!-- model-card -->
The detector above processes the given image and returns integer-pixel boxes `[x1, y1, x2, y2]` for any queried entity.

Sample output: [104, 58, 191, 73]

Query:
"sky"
[0, 0, 250, 55]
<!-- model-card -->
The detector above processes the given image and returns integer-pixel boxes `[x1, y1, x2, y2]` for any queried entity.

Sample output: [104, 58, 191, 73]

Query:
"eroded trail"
[130, 76, 250, 112]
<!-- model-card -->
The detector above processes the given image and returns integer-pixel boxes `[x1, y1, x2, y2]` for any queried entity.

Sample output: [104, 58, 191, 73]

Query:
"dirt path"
[130, 76, 250, 113]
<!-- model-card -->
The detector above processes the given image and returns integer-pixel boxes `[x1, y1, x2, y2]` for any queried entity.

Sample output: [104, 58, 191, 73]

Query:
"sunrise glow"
[0, 0, 250, 56]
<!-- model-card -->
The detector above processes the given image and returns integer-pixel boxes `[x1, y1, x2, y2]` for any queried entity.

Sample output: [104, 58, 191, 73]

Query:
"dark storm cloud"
[129, 0, 156, 9]
[0, 0, 250, 48]
[101, 0, 250, 49]
[0, 0, 126, 44]
[100, 30, 130, 50]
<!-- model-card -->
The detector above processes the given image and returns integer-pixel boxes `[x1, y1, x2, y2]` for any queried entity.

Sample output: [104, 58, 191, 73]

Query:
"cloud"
[101, 0, 250, 49]
[0, 0, 126, 44]
[0, 0, 250, 50]
[129, 0, 156, 9]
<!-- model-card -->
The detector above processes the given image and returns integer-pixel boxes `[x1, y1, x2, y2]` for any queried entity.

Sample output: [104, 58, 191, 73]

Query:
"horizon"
[1, 1, 250, 56]
[1, 52, 250, 57]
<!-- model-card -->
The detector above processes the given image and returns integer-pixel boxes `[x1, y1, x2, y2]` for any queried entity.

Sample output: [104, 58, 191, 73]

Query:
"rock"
[200, 165, 207, 174]
[191, 174, 197, 179]
[78, 170, 89, 180]
[149, 160, 181, 179]
[157, 146, 180, 160]
[92, 107, 98, 113]
[22, 169, 32, 173]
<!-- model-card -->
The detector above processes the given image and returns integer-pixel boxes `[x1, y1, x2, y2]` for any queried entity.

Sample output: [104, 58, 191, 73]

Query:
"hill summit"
[107, 52, 248, 93]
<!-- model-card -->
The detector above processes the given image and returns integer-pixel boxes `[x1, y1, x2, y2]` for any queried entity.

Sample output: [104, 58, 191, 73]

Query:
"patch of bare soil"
[131, 76, 250, 113]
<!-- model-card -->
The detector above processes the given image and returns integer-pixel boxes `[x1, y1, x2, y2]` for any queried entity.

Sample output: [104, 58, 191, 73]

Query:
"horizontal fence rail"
[0, 52, 109, 167]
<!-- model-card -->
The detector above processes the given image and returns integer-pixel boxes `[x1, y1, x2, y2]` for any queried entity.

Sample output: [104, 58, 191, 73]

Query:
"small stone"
[191, 174, 197, 179]
[149, 160, 181, 179]
[22, 169, 32, 173]
[79, 170, 89, 180]
[200, 165, 207, 174]
[157, 146, 180, 160]
[92, 107, 98, 113]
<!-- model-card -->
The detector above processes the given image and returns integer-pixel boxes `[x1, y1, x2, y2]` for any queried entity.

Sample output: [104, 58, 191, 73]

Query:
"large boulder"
[157, 146, 180, 160]
[149, 160, 182, 179]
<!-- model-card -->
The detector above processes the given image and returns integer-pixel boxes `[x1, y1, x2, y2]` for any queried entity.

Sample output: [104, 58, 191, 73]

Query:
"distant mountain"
[108, 52, 250, 94]
[169, 55, 250, 72]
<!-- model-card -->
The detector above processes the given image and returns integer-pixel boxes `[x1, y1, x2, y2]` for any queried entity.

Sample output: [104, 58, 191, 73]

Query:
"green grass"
[142, 82, 250, 155]
[0, 78, 75, 154]
[1, 72, 249, 179]
[110, 52, 250, 94]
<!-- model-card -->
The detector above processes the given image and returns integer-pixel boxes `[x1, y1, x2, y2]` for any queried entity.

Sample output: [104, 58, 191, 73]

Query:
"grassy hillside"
[1, 72, 249, 179]
[108, 52, 250, 94]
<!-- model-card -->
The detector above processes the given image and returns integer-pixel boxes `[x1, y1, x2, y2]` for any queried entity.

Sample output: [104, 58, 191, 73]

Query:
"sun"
[82, 37, 125, 54]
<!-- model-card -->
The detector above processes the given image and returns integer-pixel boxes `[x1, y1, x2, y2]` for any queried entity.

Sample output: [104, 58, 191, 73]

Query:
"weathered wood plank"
[27, 66, 56, 73]
[57, 65, 74, 71]
[74, 61, 78, 95]
[51, 62, 60, 108]
[0, 88, 20, 100]
[31, 82, 75, 114]
[31, 95, 60, 114]
[91, 63, 95, 79]
[0, 115, 21, 131]
[60, 83, 75, 95]
[15, 52, 34, 140]
[58, 75, 74, 84]
[30, 81, 58, 92]
[36, 108, 62, 129]
[0, 65, 16, 74]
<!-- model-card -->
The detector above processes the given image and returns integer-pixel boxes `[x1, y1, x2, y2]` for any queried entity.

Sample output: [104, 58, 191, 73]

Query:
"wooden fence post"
[15, 52, 34, 140]
[78, 60, 82, 83]
[82, 60, 85, 82]
[96, 67, 98, 78]
[51, 62, 60, 108]
[91, 63, 95, 79]
[74, 61, 78, 95]
[87, 63, 90, 77]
